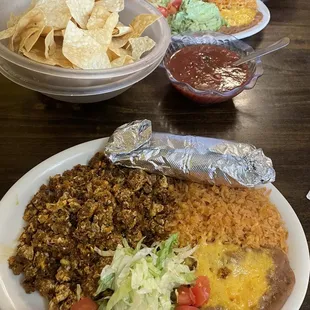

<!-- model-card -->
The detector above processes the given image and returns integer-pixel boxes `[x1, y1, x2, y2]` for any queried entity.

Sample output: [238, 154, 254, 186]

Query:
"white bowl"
[0, 55, 163, 103]
[0, 0, 171, 103]
[0, 137, 309, 310]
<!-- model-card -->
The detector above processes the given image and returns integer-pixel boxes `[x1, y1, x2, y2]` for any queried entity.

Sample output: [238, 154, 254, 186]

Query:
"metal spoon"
[234, 37, 290, 66]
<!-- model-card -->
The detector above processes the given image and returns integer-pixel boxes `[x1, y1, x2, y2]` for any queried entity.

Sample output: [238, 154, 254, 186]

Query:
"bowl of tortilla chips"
[0, 0, 171, 103]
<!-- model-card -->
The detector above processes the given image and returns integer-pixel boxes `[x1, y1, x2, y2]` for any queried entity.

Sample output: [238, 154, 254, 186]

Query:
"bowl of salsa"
[163, 32, 263, 104]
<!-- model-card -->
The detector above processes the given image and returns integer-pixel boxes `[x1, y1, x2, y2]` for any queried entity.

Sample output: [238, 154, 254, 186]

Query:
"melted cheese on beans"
[221, 7, 257, 26]
[194, 242, 274, 310]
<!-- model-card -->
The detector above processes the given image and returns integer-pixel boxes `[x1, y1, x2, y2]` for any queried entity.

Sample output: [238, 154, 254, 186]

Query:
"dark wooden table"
[0, 0, 309, 308]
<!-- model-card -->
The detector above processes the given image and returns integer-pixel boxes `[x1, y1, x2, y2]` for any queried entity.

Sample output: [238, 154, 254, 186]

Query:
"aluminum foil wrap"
[104, 120, 275, 187]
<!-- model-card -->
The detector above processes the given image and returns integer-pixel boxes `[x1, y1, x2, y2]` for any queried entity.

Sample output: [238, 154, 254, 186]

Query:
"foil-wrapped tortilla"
[104, 120, 275, 187]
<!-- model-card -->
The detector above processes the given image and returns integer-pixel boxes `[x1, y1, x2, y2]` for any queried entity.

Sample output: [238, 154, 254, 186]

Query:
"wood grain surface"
[0, 0, 309, 308]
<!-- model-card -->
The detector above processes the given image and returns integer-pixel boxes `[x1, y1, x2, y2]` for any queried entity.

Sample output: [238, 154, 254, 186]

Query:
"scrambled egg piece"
[220, 7, 257, 27]
[194, 242, 274, 310]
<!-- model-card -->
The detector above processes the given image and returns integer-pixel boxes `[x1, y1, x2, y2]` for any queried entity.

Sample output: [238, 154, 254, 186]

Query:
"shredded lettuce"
[95, 234, 197, 310]
[76, 284, 82, 301]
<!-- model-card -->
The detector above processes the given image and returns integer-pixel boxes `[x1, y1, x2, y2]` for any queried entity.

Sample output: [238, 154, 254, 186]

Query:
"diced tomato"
[158, 6, 169, 17]
[170, 0, 182, 10]
[71, 297, 98, 310]
[191, 285, 209, 307]
[175, 306, 199, 310]
[167, 3, 178, 15]
[190, 276, 211, 307]
[195, 276, 211, 293]
[177, 286, 195, 305]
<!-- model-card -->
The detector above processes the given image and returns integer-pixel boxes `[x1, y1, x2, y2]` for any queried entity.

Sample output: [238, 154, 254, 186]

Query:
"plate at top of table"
[149, 0, 270, 40]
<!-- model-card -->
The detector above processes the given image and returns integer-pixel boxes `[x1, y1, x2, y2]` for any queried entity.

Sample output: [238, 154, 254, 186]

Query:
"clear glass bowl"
[0, 0, 171, 103]
[162, 31, 264, 104]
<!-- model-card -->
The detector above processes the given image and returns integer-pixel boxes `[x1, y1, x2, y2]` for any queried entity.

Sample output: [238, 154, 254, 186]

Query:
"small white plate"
[0, 137, 309, 310]
[233, 0, 271, 39]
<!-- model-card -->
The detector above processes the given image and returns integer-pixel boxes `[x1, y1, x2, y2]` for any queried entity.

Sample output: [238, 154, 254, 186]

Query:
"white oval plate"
[0, 137, 309, 310]
[233, 0, 271, 40]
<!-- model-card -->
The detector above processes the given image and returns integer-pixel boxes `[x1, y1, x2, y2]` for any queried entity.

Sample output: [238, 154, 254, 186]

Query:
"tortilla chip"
[24, 27, 45, 52]
[95, 0, 124, 12]
[35, 0, 71, 30]
[30, 0, 38, 9]
[113, 23, 132, 37]
[112, 46, 129, 56]
[22, 37, 73, 68]
[111, 14, 158, 49]
[111, 55, 133, 67]
[0, 0, 156, 69]
[130, 14, 159, 38]
[45, 28, 56, 58]
[109, 36, 129, 49]
[106, 49, 118, 61]
[7, 0, 38, 29]
[10, 8, 46, 52]
[66, 0, 95, 29]
[129, 36, 155, 60]
[7, 14, 20, 28]
[107, 46, 128, 61]
[54, 30, 64, 37]
[86, 2, 111, 30]
[63, 20, 111, 69]
[40, 26, 51, 37]
[87, 12, 118, 46]
[18, 27, 40, 51]
[0, 26, 16, 41]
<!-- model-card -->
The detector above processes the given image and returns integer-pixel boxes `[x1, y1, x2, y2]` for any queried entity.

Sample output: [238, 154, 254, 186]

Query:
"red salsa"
[167, 44, 250, 92]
